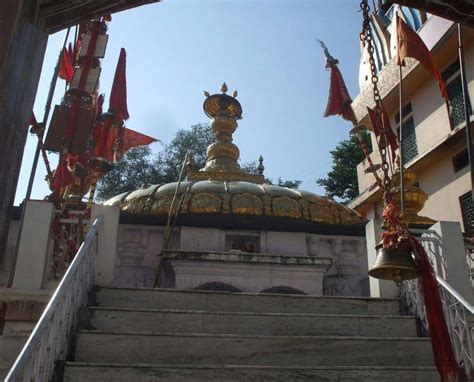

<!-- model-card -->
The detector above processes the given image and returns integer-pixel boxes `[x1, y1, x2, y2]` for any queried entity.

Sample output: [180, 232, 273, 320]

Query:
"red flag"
[109, 48, 129, 121]
[412, 239, 458, 382]
[50, 157, 75, 191]
[91, 114, 116, 163]
[58, 44, 74, 83]
[366, 107, 382, 136]
[323, 65, 356, 124]
[367, 107, 398, 158]
[120, 128, 157, 152]
[397, 15, 448, 99]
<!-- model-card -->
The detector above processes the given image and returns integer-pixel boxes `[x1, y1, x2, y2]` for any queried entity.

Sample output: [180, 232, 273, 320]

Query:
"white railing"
[4, 216, 102, 382]
[401, 275, 474, 379]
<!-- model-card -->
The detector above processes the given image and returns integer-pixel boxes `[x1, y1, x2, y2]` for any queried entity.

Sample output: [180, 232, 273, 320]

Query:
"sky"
[14, 0, 364, 205]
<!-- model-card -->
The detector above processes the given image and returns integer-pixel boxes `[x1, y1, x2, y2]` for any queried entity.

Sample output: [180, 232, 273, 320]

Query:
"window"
[443, 60, 471, 129]
[453, 149, 469, 173]
[460, 192, 474, 235]
[395, 103, 418, 164]
[225, 234, 260, 253]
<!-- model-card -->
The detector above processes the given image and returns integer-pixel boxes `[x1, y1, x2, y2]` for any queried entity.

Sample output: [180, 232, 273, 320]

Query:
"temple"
[1, 2, 474, 380]
[103, 83, 368, 295]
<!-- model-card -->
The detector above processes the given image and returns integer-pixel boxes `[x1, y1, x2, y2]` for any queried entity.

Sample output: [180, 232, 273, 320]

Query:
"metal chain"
[359, 0, 392, 193]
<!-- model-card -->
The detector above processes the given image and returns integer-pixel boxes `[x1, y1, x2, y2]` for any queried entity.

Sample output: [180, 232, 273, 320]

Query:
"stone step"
[75, 332, 434, 366]
[89, 307, 418, 337]
[96, 287, 400, 315]
[63, 363, 439, 382]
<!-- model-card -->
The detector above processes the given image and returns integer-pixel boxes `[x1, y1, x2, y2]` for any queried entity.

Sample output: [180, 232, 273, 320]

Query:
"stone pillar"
[12, 201, 55, 290]
[90, 205, 120, 287]
[422, 221, 474, 304]
[0, 0, 48, 259]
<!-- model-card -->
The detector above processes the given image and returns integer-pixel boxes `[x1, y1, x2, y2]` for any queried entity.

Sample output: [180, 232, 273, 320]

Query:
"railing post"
[90, 205, 119, 287]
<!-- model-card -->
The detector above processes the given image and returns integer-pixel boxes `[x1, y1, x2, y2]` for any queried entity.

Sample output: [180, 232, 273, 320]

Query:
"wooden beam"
[39, 0, 161, 34]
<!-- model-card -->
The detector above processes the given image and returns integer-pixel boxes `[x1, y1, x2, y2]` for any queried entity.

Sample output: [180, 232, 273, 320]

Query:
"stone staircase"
[63, 287, 438, 381]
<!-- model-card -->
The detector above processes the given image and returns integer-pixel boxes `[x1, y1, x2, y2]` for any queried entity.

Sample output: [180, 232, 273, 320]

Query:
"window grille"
[443, 60, 472, 129]
[396, 103, 418, 165]
[460, 192, 474, 235]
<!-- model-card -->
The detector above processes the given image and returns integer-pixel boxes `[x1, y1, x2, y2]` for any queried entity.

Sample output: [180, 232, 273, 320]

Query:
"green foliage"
[276, 178, 302, 189]
[155, 123, 214, 183]
[316, 132, 370, 203]
[96, 123, 301, 201]
[240, 162, 301, 188]
[96, 146, 160, 201]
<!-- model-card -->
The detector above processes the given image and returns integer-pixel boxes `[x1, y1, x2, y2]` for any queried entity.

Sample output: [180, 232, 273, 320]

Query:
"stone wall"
[112, 224, 368, 296]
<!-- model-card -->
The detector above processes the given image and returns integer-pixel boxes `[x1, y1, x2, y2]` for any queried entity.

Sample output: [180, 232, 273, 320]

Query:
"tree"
[96, 123, 302, 201]
[316, 131, 371, 203]
[241, 162, 301, 189]
[156, 123, 214, 183]
[96, 146, 160, 200]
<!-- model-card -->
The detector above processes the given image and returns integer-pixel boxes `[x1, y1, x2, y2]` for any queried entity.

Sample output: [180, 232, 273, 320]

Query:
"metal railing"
[465, 243, 474, 288]
[4, 216, 102, 382]
[401, 275, 474, 379]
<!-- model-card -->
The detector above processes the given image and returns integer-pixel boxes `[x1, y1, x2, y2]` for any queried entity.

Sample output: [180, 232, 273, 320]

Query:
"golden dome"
[103, 83, 364, 227]
[104, 180, 364, 225]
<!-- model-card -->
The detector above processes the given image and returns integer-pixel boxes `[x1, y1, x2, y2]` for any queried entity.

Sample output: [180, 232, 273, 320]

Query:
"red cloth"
[120, 128, 157, 152]
[50, 156, 75, 191]
[412, 239, 458, 382]
[66, 22, 100, 149]
[397, 15, 448, 99]
[91, 115, 116, 162]
[58, 44, 74, 83]
[74, 23, 87, 60]
[109, 48, 129, 121]
[367, 107, 398, 158]
[323, 65, 356, 124]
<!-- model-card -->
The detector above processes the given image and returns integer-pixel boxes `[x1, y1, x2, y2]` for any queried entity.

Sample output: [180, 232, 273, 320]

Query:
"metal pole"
[8, 28, 71, 287]
[399, 64, 405, 212]
[24, 27, 71, 200]
[458, 23, 474, 200]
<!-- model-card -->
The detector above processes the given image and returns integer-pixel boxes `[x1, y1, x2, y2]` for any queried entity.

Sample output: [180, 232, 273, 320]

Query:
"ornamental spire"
[187, 83, 264, 184]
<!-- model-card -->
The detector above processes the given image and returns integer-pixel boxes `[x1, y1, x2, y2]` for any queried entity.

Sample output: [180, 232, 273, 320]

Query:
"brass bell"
[369, 240, 419, 285]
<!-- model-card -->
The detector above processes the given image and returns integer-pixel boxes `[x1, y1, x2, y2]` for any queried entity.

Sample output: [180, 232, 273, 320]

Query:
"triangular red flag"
[323, 65, 356, 124]
[397, 15, 448, 99]
[109, 48, 129, 121]
[120, 128, 157, 152]
[367, 107, 398, 158]
[58, 45, 74, 83]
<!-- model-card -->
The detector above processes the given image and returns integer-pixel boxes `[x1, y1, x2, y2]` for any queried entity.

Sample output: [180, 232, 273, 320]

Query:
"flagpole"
[458, 23, 474, 200]
[25, 27, 71, 200]
[398, 65, 405, 212]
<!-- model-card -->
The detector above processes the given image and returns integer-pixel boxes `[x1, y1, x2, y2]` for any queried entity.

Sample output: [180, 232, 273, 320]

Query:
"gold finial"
[258, 155, 265, 175]
[204, 91, 210, 97]
[232, 90, 238, 98]
[188, 84, 264, 184]
[221, 82, 228, 93]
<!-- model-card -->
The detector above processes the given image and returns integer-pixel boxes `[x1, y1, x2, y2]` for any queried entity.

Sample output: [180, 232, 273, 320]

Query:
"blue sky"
[15, 0, 364, 205]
